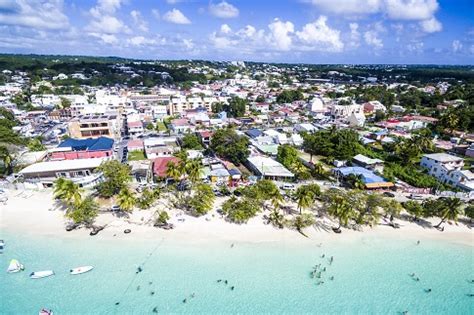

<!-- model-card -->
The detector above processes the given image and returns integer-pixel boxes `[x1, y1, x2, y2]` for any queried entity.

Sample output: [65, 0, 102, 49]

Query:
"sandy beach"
[1, 189, 473, 247]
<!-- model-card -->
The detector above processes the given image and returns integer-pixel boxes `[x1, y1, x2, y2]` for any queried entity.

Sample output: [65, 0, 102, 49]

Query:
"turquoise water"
[0, 230, 473, 314]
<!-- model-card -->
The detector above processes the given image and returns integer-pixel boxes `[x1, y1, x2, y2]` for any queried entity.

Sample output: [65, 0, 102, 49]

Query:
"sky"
[0, 0, 473, 64]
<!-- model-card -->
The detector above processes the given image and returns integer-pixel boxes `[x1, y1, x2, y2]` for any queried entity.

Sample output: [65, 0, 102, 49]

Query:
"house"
[127, 121, 144, 137]
[363, 101, 386, 114]
[420, 153, 473, 191]
[144, 137, 179, 159]
[252, 102, 270, 113]
[246, 156, 294, 180]
[348, 111, 366, 127]
[352, 154, 384, 173]
[152, 156, 179, 179]
[332, 166, 394, 189]
[127, 139, 144, 152]
[49, 137, 114, 160]
[295, 123, 317, 133]
[245, 128, 263, 139]
[19, 158, 106, 188]
[170, 118, 194, 134]
[68, 114, 120, 139]
[196, 131, 213, 146]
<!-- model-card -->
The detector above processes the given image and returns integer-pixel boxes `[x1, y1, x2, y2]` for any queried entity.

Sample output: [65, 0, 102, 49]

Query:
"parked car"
[408, 194, 424, 200]
[280, 183, 295, 191]
[111, 205, 120, 211]
[383, 192, 395, 198]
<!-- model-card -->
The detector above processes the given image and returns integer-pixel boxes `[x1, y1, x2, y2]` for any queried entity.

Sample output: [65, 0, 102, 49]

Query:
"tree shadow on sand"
[399, 213, 433, 229]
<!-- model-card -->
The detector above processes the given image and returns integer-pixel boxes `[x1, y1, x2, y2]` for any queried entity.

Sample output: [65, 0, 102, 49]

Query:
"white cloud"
[87, 0, 129, 34]
[349, 23, 361, 48]
[406, 40, 424, 53]
[127, 36, 158, 46]
[0, 0, 69, 30]
[469, 44, 474, 55]
[130, 10, 148, 32]
[152, 9, 160, 20]
[237, 25, 257, 38]
[384, 0, 439, 20]
[267, 19, 294, 51]
[220, 24, 232, 34]
[90, 33, 119, 45]
[296, 16, 344, 52]
[209, 1, 239, 19]
[163, 9, 191, 24]
[308, 0, 381, 15]
[364, 30, 383, 49]
[452, 40, 462, 53]
[419, 17, 442, 33]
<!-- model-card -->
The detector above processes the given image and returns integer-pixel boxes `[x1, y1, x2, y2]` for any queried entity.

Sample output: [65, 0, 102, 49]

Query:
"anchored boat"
[30, 270, 55, 279]
[6, 259, 24, 273]
[70, 266, 93, 275]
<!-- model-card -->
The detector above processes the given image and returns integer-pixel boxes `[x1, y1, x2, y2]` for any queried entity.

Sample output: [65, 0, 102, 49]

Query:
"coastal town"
[0, 56, 472, 238]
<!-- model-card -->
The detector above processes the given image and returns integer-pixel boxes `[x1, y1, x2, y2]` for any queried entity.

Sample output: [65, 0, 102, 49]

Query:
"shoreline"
[1, 189, 473, 248]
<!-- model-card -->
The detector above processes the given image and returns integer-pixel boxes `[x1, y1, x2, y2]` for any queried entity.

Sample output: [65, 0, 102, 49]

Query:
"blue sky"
[0, 0, 472, 64]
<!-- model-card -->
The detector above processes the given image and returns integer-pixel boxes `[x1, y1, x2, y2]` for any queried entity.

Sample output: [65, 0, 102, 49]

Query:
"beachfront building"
[420, 153, 474, 191]
[352, 154, 384, 173]
[332, 166, 394, 190]
[49, 137, 114, 161]
[19, 158, 107, 188]
[68, 114, 121, 139]
[246, 156, 294, 180]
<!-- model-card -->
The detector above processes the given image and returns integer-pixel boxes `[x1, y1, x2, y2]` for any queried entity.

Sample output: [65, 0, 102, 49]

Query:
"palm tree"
[186, 158, 203, 185]
[165, 160, 181, 183]
[269, 189, 284, 211]
[312, 162, 326, 179]
[434, 197, 463, 228]
[383, 199, 403, 222]
[268, 209, 285, 228]
[54, 178, 82, 206]
[117, 187, 136, 212]
[403, 200, 424, 221]
[346, 174, 365, 190]
[292, 213, 315, 237]
[294, 185, 314, 214]
[0, 146, 13, 175]
[327, 195, 353, 231]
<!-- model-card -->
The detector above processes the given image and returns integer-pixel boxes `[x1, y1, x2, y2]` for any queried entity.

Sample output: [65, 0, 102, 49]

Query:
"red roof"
[128, 121, 143, 128]
[197, 130, 213, 138]
[127, 139, 143, 149]
[152, 157, 179, 177]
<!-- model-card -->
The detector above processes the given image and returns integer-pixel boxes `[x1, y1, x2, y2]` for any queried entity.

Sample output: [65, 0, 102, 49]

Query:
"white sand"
[0, 189, 472, 247]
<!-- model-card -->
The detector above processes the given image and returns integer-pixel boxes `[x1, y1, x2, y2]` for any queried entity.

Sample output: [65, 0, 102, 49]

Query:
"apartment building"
[420, 153, 474, 191]
[68, 114, 121, 139]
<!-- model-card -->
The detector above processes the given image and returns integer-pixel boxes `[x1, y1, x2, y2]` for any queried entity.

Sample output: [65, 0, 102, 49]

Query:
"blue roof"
[228, 168, 241, 176]
[58, 137, 114, 151]
[246, 128, 263, 138]
[334, 166, 387, 184]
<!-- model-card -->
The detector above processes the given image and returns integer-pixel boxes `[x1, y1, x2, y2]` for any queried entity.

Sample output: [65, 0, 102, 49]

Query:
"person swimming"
[152, 307, 158, 313]
[330, 276, 334, 280]
[150, 291, 155, 296]
[425, 289, 432, 293]
[231, 286, 235, 290]
[321, 254, 325, 258]
[410, 273, 415, 277]
[149, 281, 153, 285]
[217, 279, 222, 283]
[329, 256, 334, 264]
[183, 299, 187, 303]
[115, 302, 120, 306]
[136, 266, 143, 274]
[224, 280, 228, 285]
[415, 277, 420, 282]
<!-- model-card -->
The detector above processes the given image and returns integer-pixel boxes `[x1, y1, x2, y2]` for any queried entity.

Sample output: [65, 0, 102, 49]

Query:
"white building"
[331, 103, 363, 119]
[246, 156, 294, 180]
[420, 153, 474, 191]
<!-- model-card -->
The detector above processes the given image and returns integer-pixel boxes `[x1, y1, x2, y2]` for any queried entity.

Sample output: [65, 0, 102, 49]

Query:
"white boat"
[7, 259, 24, 273]
[30, 270, 54, 279]
[39, 308, 53, 315]
[70, 266, 93, 275]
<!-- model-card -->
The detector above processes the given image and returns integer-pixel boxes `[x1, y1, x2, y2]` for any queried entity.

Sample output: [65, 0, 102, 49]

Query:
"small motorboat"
[7, 259, 24, 273]
[30, 270, 54, 279]
[39, 308, 53, 315]
[70, 266, 93, 275]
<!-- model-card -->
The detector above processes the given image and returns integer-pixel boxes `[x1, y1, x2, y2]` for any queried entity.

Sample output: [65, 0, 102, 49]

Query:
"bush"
[383, 163, 440, 188]
[222, 196, 260, 224]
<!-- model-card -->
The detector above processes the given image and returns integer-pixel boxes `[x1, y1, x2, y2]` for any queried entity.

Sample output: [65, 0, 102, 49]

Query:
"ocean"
[0, 229, 473, 314]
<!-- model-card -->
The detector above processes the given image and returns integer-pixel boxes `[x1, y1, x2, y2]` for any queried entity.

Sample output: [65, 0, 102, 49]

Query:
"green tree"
[155, 211, 170, 226]
[181, 133, 203, 150]
[403, 200, 425, 221]
[27, 138, 46, 151]
[289, 213, 315, 237]
[294, 184, 319, 214]
[59, 97, 71, 109]
[0, 146, 14, 175]
[210, 128, 250, 165]
[326, 193, 354, 231]
[383, 198, 403, 222]
[53, 178, 82, 206]
[65, 196, 98, 225]
[226, 97, 247, 117]
[222, 196, 260, 224]
[117, 187, 136, 212]
[165, 160, 182, 182]
[137, 188, 156, 210]
[97, 160, 131, 197]
[211, 102, 225, 113]
[464, 205, 474, 222]
[434, 197, 463, 228]
[188, 183, 215, 216]
[276, 89, 304, 103]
